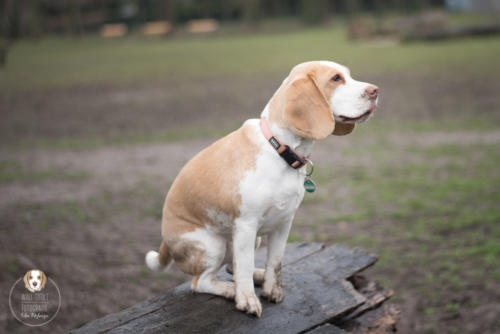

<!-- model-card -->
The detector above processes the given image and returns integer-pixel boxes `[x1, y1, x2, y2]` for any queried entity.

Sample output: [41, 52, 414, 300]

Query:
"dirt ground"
[1, 72, 499, 333]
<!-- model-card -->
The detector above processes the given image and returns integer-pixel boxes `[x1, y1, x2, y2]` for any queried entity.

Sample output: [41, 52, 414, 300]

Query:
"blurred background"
[1, 1, 499, 333]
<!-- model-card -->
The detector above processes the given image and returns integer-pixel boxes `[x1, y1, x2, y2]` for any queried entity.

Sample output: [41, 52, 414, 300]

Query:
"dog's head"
[269, 61, 378, 139]
[23, 269, 47, 293]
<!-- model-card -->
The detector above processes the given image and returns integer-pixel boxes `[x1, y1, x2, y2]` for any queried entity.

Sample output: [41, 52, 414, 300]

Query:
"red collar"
[260, 117, 307, 169]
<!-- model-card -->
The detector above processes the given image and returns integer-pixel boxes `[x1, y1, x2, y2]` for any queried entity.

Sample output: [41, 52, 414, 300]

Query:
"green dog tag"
[304, 177, 316, 193]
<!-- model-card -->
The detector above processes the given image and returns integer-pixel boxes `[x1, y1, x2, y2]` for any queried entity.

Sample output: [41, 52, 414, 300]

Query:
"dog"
[146, 61, 378, 317]
[23, 269, 47, 293]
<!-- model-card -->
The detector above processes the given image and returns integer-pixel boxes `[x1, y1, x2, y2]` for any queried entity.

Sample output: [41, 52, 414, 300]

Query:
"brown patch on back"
[162, 122, 259, 239]
[160, 123, 260, 276]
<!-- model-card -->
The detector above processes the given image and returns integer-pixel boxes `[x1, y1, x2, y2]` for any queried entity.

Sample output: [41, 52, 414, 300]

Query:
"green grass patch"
[287, 233, 302, 243]
[0, 161, 90, 183]
[8, 126, 235, 151]
[0, 257, 21, 274]
[362, 116, 500, 135]
[3, 26, 500, 91]
[16, 200, 91, 229]
[304, 132, 500, 312]
[5, 179, 168, 230]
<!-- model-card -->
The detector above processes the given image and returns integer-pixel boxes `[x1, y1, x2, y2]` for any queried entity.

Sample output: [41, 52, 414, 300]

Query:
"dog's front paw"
[235, 289, 262, 317]
[261, 283, 283, 303]
[260, 284, 283, 303]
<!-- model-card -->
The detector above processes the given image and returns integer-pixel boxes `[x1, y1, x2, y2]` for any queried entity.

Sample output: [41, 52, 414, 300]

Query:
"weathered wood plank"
[256, 241, 324, 267]
[71, 243, 377, 334]
[106, 276, 365, 334]
[70, 242, 324, 334]
[337, 304, 400, 333]
[291, 245, 377, 282]
[341, 275, 394, 322]
[306, 323, 347, 334]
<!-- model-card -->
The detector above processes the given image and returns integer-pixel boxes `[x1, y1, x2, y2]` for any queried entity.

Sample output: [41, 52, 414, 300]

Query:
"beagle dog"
[24, 269, 47, 293]
[146, 61, 378, 317]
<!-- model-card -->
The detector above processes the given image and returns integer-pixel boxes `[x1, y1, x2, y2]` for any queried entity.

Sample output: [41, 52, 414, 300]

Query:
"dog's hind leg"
[174, 229, 235, 299]
[194, 272, 235, 300]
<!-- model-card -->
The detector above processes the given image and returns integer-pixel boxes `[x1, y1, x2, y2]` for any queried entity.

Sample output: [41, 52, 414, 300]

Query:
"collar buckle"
[260, 117, 308, 170]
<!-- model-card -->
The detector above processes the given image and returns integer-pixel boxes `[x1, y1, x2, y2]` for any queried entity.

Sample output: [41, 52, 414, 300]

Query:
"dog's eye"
[332, 74, 342, 82]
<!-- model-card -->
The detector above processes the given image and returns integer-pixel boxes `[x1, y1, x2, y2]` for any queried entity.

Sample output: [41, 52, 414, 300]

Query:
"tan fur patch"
[162, 123, 259, 240]
[161, 123, 260, 274]
[162, 122, 259, 239]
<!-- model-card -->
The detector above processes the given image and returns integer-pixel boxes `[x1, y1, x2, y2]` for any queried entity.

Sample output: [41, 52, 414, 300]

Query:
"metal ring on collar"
[305, 159, 314, 177]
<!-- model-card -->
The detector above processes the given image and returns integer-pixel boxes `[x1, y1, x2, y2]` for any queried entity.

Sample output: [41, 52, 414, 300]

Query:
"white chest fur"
[238, 119, 307, 235]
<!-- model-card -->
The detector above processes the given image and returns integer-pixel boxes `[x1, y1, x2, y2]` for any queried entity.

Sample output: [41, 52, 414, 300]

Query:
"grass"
[2, 25, 500, 91]
[0, 161, 90, 183]
[6, 115, 499, 152]
[17, 200, 90, 230]
[4, 180, 167, 230]
[11, 125, 235, 151]
[296, 130, 500, 328]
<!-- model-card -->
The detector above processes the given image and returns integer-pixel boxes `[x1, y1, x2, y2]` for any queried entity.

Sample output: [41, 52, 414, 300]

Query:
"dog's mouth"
[338, 104, 376, 123]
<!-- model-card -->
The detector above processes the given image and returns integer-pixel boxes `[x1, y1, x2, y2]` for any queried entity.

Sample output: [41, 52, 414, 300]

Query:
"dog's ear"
[40, 271, 47, 289]
[332, 123, 355, 136]
[23, 271, 31, 289]
[283, 71, 334, 140]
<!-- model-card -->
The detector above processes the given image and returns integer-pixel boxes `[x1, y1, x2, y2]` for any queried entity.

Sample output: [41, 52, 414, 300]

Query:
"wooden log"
[70, 243, 383, 334]
[337, 304, 400, 333]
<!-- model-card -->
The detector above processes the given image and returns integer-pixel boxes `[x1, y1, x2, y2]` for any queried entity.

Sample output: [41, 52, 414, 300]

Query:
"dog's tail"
[145, 241, 172, 271]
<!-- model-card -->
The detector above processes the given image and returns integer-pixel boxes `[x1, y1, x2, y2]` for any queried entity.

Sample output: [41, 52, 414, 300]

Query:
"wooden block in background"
[187, 19, 219, 34]
[143, 21, 172, 36]
[100, 24, 128, 38]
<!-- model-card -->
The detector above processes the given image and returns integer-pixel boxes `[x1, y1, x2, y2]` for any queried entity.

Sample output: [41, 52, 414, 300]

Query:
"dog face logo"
[23, 269, 47, 293]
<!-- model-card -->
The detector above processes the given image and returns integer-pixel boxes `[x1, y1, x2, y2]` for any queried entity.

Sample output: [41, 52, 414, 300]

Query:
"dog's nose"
[33, 282, 38, 286]
[364, 85, 378, 100]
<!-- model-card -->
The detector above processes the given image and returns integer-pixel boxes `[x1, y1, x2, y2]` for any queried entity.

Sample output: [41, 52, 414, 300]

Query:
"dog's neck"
[260, 104, 314, 157]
